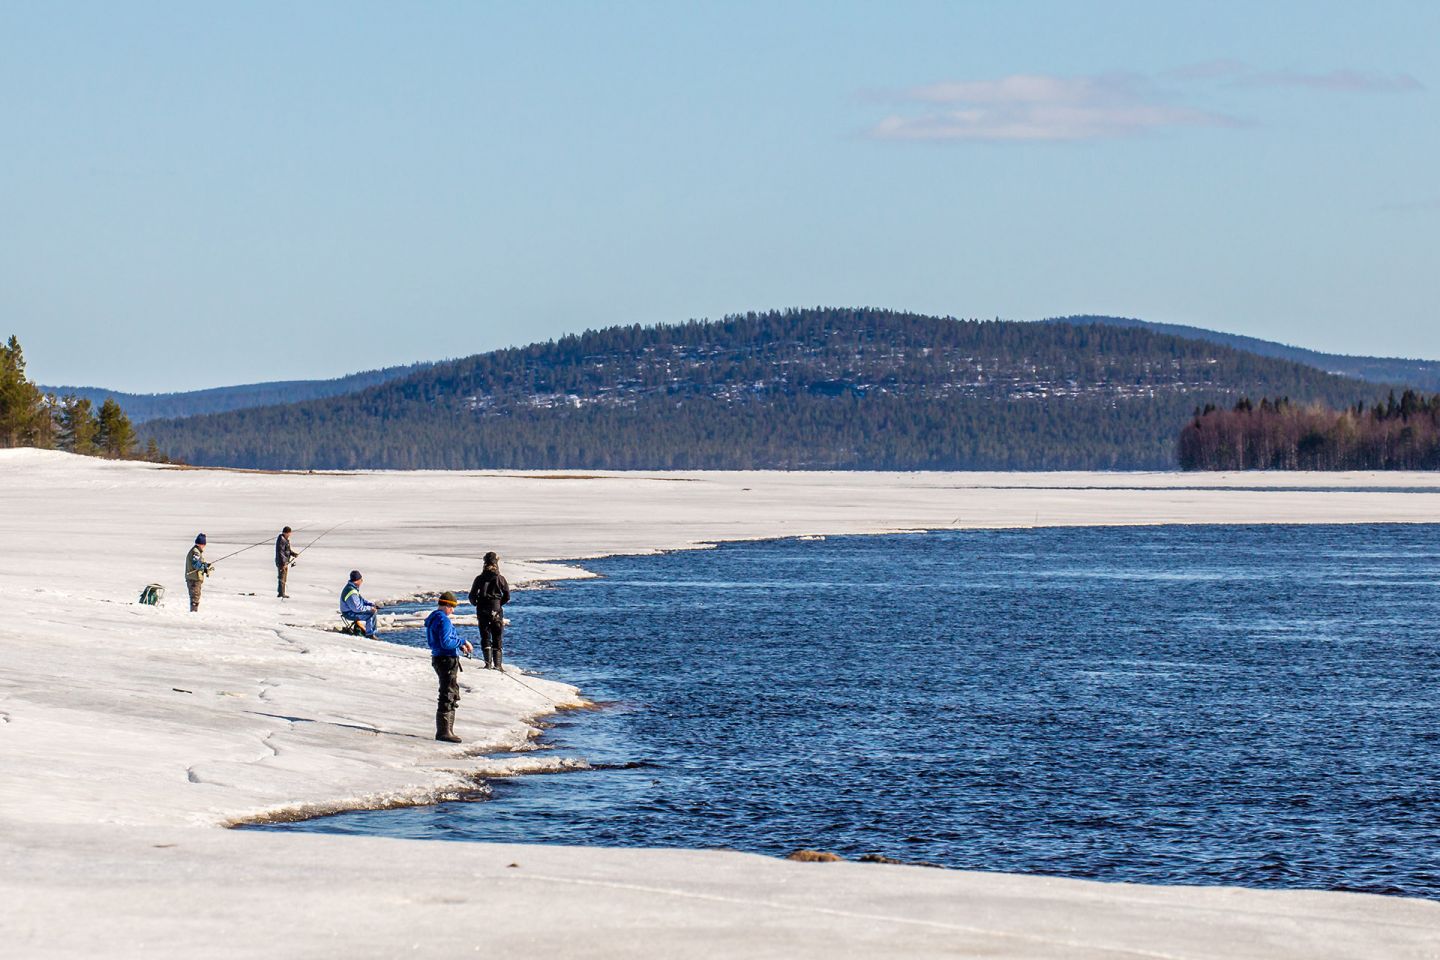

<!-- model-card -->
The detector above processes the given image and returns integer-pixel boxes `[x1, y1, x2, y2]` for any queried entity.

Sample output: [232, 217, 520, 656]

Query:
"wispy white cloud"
[869, 103, 1238, 143]
[868, 63, 1424, 144]
[901, 73, 1135, 105]
[868, 73, 1240, 143]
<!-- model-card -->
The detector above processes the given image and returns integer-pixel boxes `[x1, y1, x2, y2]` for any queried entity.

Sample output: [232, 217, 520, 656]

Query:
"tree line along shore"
[1179, 392, 1440, 471]
[7, 310, 1440, 471]
[0, 336, 163, 461]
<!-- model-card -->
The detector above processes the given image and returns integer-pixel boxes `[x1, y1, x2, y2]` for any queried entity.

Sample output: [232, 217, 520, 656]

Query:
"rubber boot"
[482, 643, 495, 670]
[493, 641, 503, 673]
[435, 710, 461, 743]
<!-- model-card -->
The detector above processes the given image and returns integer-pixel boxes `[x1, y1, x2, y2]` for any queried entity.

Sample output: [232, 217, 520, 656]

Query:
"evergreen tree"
[0, 335, 47, 447]
[30, 393, 57, 449]
[57, 395, 100, 454]
[96, 397, 137, 458]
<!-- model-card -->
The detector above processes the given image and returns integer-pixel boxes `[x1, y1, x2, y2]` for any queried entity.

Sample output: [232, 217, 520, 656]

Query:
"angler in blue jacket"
[425, 591, 472, 743]
[339, 570, 380, 637]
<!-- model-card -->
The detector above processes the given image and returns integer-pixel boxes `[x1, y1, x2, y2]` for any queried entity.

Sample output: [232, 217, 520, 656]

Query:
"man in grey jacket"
[275, 526, 298, 598]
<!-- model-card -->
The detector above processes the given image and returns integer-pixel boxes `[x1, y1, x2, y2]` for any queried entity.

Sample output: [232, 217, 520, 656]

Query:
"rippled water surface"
[263, 525, 1440, 897]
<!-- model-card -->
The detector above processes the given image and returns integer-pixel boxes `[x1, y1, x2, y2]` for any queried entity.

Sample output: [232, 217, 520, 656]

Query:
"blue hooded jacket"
[425, 608, 463, 656]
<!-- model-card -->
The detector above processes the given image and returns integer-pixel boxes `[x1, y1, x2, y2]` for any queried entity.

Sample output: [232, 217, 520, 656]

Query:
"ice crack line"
[506, 873, 1197, 960]
[330, 715, 383, 736]
[271, 628, 311, 655]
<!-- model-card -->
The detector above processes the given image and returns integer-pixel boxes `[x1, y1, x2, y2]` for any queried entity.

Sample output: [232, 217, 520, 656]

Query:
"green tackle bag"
[139, 583, 165, 606]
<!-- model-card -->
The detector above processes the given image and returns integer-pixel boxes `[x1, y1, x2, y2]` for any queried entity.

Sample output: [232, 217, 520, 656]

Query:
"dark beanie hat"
[349, 570, 362, 581]
[195, 534, 207, 545]
[438, 591, 458, 607]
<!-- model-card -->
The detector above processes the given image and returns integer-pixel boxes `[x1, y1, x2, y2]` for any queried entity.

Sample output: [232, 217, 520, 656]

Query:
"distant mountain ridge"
[139, 308, 1395, 471]
[1046, 316, 1440, 392]
[41, 362, 434, 423]
[60, 316, 1438, 426]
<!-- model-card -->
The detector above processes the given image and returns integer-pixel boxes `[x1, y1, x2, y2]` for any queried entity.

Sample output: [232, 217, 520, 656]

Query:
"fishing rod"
[205, 536, 275, 567]
[209, 519, 343, 570]
[299, 520, 347, 552]
[290, 520, 348, 565]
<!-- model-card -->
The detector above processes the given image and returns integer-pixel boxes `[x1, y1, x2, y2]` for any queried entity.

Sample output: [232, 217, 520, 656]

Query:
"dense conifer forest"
[138, 308, 1394, 471]
[1178, 391, 1440, 470]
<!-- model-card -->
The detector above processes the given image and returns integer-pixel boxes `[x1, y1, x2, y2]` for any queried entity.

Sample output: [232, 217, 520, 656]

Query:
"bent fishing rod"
[290, 520, 348, 565]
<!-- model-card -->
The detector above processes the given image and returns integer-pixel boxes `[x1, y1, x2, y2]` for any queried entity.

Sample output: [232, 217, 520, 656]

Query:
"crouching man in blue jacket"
[426, 591, 472, 743]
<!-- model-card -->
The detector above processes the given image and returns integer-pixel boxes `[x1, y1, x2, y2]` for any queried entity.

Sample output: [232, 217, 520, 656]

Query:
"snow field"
[2, 449, 1437, 958]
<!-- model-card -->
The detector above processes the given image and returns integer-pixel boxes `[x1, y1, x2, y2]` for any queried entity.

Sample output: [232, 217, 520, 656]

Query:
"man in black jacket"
[468, 552, 511, 670]
[275, 526, 299, 598]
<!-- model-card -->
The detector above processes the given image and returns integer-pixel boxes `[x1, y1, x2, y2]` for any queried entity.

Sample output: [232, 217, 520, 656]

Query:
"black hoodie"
[468, 568, 510, 613]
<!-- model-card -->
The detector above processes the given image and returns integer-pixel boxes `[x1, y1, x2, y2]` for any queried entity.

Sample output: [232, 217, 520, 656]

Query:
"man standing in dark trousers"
[468, 552, 511, 670]
[425, 591, 471, 743]
[184, 534, 210, 612]
[274, 526, 299, 598]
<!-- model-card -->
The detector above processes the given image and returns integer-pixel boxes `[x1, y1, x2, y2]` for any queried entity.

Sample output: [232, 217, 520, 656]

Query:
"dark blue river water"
[262, 525, 1440, 898]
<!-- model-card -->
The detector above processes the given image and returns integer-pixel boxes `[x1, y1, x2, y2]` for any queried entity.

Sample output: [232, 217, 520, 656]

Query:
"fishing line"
[499, 668, 568, 705]
[298, 520, 348, 554]
[207, 536, 275, 566]
[466, 647, 567, 704]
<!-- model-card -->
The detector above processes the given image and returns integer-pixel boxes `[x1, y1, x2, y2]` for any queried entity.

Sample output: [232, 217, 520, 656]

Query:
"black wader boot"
[493, 638, 504, 672]
[436, 709, 460, 743]
[479, 610, 504, 669]
[432, 655, 462, 742]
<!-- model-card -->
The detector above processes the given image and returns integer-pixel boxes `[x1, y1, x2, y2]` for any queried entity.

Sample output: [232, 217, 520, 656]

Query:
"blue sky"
[2, 1, 1436, 392]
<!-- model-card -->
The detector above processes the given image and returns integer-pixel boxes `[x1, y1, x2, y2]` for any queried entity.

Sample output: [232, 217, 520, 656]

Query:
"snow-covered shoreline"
[3, 448, 1439, 958]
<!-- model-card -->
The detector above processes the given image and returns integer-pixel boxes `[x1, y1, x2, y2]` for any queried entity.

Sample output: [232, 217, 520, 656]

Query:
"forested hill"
[41, 361, 433, 423]
[1047, 316, 1440, 392]
[139, 308, 1392, 471]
